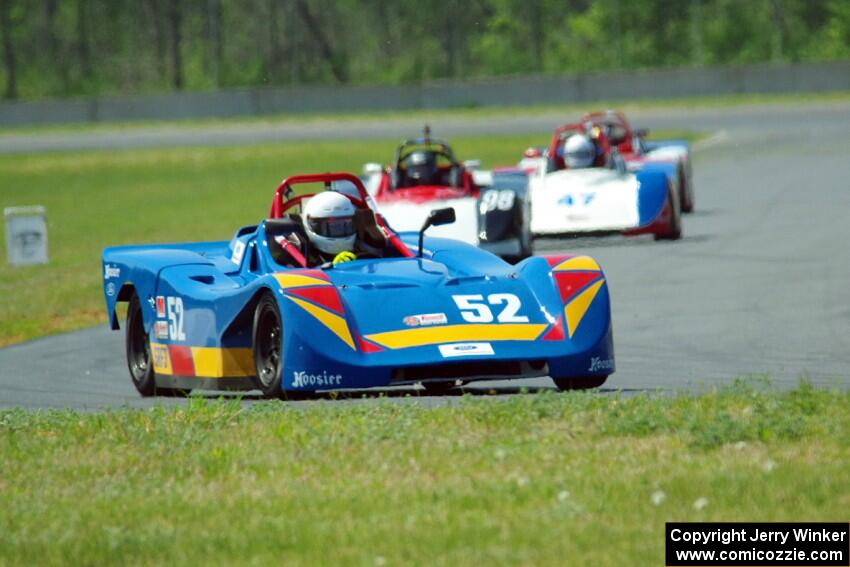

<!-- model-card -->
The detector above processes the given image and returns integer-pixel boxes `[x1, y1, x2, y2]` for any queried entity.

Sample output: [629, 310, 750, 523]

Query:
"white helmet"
[303, 191, 357, 255]
[564, 134, 595, 169]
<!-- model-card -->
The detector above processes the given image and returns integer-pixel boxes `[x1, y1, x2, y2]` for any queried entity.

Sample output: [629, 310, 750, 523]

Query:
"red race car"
[362, 127, 533, 261]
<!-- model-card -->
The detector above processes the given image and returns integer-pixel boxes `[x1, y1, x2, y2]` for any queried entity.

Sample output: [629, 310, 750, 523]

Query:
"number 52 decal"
[166, 296, 186, 341]
[452, 293, 529, 323]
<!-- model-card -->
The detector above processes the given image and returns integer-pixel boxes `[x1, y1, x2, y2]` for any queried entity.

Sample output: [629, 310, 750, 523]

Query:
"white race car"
[526, 120, 682, 241]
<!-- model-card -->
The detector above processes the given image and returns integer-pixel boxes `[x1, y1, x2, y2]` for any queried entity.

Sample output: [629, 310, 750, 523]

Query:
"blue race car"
[101, 172, 614, 398]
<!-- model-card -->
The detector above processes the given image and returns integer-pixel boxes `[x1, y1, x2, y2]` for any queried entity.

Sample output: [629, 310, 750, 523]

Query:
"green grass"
[0, 131, 700, 347]
[0, 381, 847, 566]
[3, 90, 849, 136]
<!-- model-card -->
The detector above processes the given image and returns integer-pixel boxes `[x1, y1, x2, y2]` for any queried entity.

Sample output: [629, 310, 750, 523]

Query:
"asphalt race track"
[1, 101, 849, 409]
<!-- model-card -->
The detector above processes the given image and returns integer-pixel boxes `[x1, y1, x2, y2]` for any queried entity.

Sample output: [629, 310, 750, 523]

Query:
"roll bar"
[269, 172, 369, 219]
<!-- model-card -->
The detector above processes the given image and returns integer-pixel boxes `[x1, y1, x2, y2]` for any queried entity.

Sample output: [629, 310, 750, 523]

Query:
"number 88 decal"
[480, 190, 515, 212]
[452, 294, 529, 323]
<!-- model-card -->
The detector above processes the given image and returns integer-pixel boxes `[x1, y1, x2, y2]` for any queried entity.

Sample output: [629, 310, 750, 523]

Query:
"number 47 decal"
[452, 294, 529, 323]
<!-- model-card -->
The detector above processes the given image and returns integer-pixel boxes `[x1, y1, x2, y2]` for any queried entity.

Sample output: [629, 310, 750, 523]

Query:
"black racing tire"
[125, 293, 191, 398]
[655, 186, 682, 241]
[252, 292, 286, 398]
[502, 203, 533, 264]
[126, 293, 156, 397]
[679, 162, 695, 213]
[553, 376, 607, 391]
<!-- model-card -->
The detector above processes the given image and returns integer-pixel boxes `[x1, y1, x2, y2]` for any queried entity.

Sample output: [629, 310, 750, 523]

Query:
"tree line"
[0, 0, 848, 101]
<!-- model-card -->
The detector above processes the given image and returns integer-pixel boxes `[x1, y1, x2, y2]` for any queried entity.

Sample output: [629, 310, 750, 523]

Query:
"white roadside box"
[4, 206, 48, 266]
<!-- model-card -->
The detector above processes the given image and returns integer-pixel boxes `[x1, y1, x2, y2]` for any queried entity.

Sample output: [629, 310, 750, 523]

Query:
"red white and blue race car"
[517, 111, 695, 213]
[362, 128, 533, 261]
[525, 120, 683, 240]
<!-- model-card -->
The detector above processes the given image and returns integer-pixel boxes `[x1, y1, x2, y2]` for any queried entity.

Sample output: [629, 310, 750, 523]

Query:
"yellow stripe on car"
[565, 279, 605, 338]
[286, 295, 356, 350]
[273, 273, 331, 289]
[554, 255, 601, 272]
[365, 323, 548, 350]
[191, 347, 254, 378]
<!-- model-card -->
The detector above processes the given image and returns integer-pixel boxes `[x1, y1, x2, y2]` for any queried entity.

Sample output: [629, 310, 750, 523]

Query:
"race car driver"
[280, 190, 384, 267]
[402, 150, 439, 186]
[564, 134, 597, 169]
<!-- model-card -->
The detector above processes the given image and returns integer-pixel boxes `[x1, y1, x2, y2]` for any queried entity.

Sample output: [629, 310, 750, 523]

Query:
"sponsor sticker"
[231, 240, 246, 265]
[106, 282, 116, 297]
[156, 296, 166, 318]
[150, 343, 172, 374]
[292, 370, 343, 388]
[403, 313, 448, 327]
[588, 357, 614, 372]
[103, 264, 121, 280]
[438, 342, 495, 358]
[154, 321, 169, 340]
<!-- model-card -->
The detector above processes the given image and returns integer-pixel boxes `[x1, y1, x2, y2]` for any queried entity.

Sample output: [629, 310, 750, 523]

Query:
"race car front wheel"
[553, 376, 607, 391]
[252, 292, 285, 398]
[126, 293, 157, 397]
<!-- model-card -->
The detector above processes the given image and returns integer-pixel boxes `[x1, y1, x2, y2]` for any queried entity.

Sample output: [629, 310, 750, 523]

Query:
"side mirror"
[418, 207, 456, 257]
[429, 207, 456, 227]
[362, 162, 383, 176]
[635, 128, 649, 139]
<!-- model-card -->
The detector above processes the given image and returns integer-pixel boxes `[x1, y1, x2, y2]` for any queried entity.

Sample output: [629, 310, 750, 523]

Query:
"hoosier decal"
[292, 371, 343, 388]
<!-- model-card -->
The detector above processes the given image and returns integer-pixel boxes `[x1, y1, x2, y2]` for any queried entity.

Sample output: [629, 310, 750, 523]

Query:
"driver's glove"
[332, 251, 357, 265]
